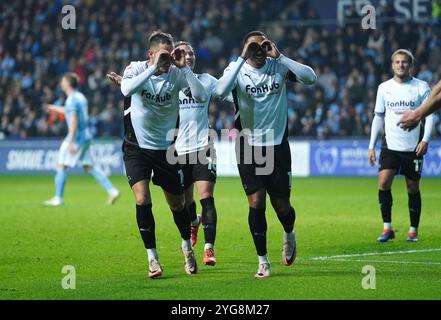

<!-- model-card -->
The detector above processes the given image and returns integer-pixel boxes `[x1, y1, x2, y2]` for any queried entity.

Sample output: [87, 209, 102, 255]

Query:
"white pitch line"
[316, 258, 441, 266]
[305, 248, 441, 261]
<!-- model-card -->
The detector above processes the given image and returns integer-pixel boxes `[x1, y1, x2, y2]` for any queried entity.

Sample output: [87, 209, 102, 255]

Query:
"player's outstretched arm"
[45, 104, 65, 114]
[368, 113, 384, 166]
[262, 40, 316, 85]
[398, 79, 441, 129]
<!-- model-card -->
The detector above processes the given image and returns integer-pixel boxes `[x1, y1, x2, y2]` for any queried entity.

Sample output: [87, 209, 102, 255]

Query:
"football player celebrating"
[107, 41, 233, 267]
[216, 31, 317, 278]
[121, 31, 207, 278]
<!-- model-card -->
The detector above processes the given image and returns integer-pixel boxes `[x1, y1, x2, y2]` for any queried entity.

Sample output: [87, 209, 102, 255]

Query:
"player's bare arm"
[45, 104, 65, 114]
[397, 80, 441, 129]
[67, 114, 78, 155]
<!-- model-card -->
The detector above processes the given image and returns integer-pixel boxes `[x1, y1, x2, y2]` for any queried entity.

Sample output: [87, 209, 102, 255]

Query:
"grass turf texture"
[0, 175, 440, 300]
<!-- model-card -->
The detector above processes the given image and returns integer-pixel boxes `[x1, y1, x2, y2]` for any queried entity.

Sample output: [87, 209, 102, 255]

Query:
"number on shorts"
[413, 159, 423, 173]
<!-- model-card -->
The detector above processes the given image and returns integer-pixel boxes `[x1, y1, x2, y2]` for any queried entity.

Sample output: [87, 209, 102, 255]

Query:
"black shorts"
[379, 148, 424, 181]
[178, 149, 217, 190]
[122, 142, 184, 195]
[236, 136, 292, 198]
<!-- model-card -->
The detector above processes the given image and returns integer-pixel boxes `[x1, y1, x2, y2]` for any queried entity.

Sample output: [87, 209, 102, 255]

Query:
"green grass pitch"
[0, 175, 440, 300]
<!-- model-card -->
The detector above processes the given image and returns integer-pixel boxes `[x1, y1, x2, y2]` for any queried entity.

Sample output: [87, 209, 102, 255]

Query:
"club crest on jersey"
[140, 90, 172, 103]
[245, 82, 280, 96]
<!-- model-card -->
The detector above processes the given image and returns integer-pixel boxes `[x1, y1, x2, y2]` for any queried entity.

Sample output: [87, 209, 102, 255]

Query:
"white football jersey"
[175, 73, 219, 155]
[224, 57, 292, 146]
[375, 77, 430, 152]
[122, 60, 186, 150]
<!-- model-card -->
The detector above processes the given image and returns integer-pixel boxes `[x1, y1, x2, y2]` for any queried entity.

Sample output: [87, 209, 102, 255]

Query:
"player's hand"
[68, 142, 76, 155]
[368, 149, 376, 166]
[240, 41, 261, 60]
[153, 49, 172, 73]
[415, 141, 428, 157]
[396, 110, 420, 131]
[45, 104, 56, 113]
[106, 72, 122, 86]
[171, 48, 186, 68]
[261, 40, 280, 59]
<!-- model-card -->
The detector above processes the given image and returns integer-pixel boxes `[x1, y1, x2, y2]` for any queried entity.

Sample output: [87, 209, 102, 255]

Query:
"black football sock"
[276, 206, 296, 233]
[201, 197, 217, 245]
[248, 207, 267, 256]
[379, 190, 392, 224]
[187, 201, 198, 225]
[136, 204, 156, 249]
[408, 191, 421, 228]
[172, 207, 191, 240]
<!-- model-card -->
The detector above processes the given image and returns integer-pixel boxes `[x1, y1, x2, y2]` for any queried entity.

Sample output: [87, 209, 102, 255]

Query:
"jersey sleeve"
[222, 62, 239, 87]
[420, 81, 431, 104]
[374, 84, 385, 114]
[277, 59, 290, 79]
[207, 74, 218, 97]
[64, 97, 77, 117]
[122, 61, 143, 80]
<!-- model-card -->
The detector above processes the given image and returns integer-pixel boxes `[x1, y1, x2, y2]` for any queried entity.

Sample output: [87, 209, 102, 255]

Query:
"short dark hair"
[63, 72, 79, 88]
[148, 30, 174, 49]
[242, 30, 267, 46]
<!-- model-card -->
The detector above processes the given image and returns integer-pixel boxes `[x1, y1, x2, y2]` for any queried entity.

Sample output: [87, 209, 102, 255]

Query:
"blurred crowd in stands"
[1, 0, 440, 140]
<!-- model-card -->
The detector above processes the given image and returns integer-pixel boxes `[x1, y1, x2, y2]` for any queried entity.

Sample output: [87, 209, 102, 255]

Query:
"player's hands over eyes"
[106, 72, 122, 86]
[396, 110, 420, 131]
[415, 141, 428, 157]
[368, 149, 376, 166]
[154, 49, 172, 73]
[171, 48, 186, 68]
[261, 40, 280, 59]
[241, 42, 261, 60]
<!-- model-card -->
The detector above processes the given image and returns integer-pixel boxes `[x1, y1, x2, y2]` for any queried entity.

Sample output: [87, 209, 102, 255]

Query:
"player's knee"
[378, 180, 392, 190]
[248, 193, 266, 209]
[271, 198, 291, 215]
[406, 181, 420, 194]
[134, 194, 149, 206]
[169, 197, 185, 212]
[199, 190, 213, 200]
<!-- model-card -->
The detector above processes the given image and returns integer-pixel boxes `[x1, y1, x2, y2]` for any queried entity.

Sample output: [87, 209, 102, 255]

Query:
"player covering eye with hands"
[216, 31, 316, 278]
[120, 31, 208, 279]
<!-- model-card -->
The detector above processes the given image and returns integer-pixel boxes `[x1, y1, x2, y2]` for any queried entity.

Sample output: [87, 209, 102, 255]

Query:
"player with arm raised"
[107, 41, 233, 267]
[397, 79, 441, 129]
[368, 49, 435, 242]
[43, 73, 120, 206]
[216, 31, 316, 278]
[121, 31, 207, 278]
